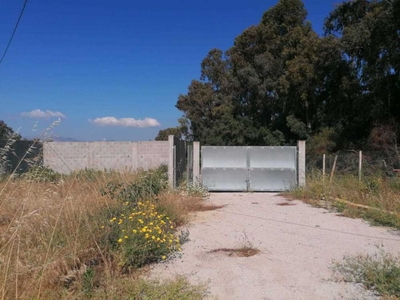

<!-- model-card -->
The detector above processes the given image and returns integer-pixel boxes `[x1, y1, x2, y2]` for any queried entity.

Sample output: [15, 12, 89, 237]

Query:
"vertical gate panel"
[202, 146, 247, 191]
[249, 146, 297, 191]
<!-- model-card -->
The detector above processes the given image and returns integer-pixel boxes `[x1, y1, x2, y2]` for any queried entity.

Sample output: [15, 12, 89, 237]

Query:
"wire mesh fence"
[307, 149, 400, 178]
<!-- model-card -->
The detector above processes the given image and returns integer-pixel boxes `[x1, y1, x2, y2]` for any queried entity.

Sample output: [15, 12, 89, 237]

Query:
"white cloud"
[21, 109, 66, 119]
[89, 116, 161, 128]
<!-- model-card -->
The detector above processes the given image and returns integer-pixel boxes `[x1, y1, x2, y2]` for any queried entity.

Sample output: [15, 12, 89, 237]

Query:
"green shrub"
[101, 167, 168, 206]
[104, 200, 181, 270]
[22, 166, 61, 182]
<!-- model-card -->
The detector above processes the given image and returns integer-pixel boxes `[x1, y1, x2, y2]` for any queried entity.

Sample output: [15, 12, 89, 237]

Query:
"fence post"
[193, 142, 200, 187]
[168, 135, 174, 188]
[298, 140, 306, 187]
[359, 151, 362, 182]
[173, 145, 176, 187]
[322, 154, 326, 183]
[330, 155, 338, 182]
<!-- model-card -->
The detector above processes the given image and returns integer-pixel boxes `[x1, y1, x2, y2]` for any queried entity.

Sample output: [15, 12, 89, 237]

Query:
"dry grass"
[0, 172, 131, 299]
[156, 193, 225, 226]
[286, 172, 400, 229]
[0, 171, 210, 300]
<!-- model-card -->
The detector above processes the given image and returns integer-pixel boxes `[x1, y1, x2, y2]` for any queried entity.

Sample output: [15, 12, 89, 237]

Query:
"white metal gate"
[201, 146, 297, 192]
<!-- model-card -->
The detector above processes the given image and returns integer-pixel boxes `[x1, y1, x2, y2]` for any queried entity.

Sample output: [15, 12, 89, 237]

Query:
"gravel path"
[149, 193, 400, 300]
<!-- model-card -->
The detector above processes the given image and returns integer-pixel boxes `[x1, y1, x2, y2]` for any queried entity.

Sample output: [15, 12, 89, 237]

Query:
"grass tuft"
[333, 246, 400, 299]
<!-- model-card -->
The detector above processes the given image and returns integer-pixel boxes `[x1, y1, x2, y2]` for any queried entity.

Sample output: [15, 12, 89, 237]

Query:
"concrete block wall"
[44, 142, 89, 174]
[91, 142, 133, 170]
[136, 141, 170, 170]
[44, 141, 169, 174]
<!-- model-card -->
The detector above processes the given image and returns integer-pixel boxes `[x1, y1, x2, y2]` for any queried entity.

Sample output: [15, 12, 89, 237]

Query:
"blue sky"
[0, 0, 338, 141]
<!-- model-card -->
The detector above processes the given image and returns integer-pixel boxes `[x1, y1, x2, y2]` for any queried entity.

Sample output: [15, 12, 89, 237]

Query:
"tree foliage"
[155, 127, 181, 141]
[0, 120, 20, 141]
[154, 117, 190, 141]
[175, 0, 400, 149]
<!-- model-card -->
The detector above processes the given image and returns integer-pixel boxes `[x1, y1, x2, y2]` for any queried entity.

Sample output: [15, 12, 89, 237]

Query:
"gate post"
[298, 140, 306, 187]
[168, 135, 174, 188]
[193, 142, 200, 186]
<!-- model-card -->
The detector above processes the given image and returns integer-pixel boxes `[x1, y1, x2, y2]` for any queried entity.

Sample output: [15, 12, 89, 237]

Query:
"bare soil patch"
[276, 202, 296, 206]
[208, 247, 260, 257]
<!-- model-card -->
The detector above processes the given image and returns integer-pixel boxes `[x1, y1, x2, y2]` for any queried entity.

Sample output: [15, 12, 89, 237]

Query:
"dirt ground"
[149, 193, 400, 300]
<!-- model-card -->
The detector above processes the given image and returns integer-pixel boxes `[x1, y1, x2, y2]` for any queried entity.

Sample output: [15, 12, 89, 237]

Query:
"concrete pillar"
[298, 140, 306, 187]
[193, 142, 200, 186]
[173, 145, 176, 187]
[168, 135, 174, 188]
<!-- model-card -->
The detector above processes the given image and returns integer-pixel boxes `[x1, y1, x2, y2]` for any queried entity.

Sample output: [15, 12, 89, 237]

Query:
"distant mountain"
[23, 135, 81, 142]
[49, 136, 80, 142]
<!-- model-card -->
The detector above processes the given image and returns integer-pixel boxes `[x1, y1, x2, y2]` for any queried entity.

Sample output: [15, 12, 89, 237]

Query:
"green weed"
[333, 247, 400, 299]
[22, 165, 61, 182]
